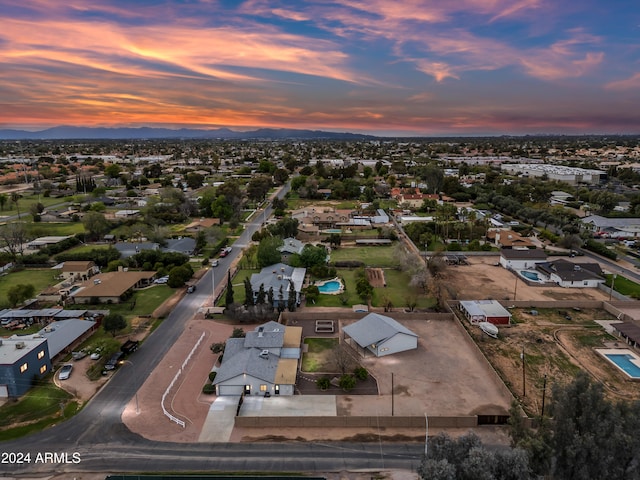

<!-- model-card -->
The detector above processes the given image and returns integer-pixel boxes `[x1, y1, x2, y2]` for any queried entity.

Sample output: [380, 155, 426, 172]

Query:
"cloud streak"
[0, 0, 637, 134]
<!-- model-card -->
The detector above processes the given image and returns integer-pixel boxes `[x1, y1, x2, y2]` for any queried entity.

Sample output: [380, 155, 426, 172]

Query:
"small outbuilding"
[459, 300, 512, 326]
[342, 313, 418, 357]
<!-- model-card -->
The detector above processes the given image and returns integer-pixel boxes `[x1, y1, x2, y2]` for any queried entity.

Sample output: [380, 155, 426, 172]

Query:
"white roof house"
[342, 313, 418, 357]
[459, 300, 512, 325]
[213, 321, 301, 396]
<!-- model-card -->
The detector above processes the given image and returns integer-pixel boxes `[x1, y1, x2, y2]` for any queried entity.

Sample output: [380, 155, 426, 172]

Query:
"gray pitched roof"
[244, 321, 285, 349]
[278, 237, 304, 255]
[214, 341, 280, 385]
[500, 248, 547, 260]
[536, 259, 604, 281]
[250, 263, 306, 299]
[38, 319, 96, 358]
[163, 237, 196, 254]
[343, 313, 417, 348]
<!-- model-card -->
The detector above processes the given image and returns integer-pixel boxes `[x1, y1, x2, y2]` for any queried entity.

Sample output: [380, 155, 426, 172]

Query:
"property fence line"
[161, 331, 206, 428]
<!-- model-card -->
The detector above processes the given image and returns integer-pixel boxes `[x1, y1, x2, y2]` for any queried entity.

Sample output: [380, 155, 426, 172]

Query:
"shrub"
[332, 260, 365, 268]
[210, 342, 225, 354]
[208, 371, 217, 382]
[316, 377, 331, 390]
[338, 374, 356, 391]
[202, 383, 215, 394]
[354, 366, 368, 381]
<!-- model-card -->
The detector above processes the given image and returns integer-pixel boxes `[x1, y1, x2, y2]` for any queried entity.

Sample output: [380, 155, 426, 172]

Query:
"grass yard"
[63, 243, 113, 255]
[310, 268, 435, 309]
[0, 383, 77, 441]
[0, 268, 59, 306]
[217, 269, 259, 307]
[0, 194, 74, 218]
[606, 274, 640, 298]
[68, 284, 175, 321]
[25, 222, 85, 237]
[329, 245, 400, 267]
[301, 337, 339, 372]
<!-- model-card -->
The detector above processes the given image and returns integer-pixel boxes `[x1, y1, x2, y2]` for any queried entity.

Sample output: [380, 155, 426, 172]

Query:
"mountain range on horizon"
[0, 126, 379, 141]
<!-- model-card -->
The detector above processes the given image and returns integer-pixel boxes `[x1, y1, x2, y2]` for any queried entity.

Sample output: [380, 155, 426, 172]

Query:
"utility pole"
[521, 346, 526, 397]
[541, 373, 547, 417]
[609, 273, 617, 302]
[513, 274, 519, 301]
[391, 373, 394, 416]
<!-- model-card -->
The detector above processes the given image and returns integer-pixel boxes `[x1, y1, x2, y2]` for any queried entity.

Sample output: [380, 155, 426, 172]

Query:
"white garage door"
[217, 384, 243, 396]
[0, 385, 8, 398]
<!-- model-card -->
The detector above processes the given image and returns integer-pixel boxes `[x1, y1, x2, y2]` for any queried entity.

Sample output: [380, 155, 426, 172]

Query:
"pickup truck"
[121, 339, 139, 354]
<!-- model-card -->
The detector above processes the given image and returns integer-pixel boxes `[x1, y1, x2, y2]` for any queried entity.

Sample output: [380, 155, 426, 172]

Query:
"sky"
[1, 0, 639, 136]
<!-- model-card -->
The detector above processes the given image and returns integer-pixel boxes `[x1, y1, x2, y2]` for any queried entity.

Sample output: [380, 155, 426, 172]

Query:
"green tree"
[0, 193, 7, 211]
[287, 279, 296, 311]
[7, 283, 35, 307]
[256, 284, 266, 304]
[82, 211, 111, 241]
[225, 270, 234, 305]
[338, 374, 356, 391]
[299, 244, 328, 268]
[167, 265, 193, 287]
[104, 164, 122, 179]
[257, 236, 283, 268]
[103, 313, 127, 337]
[243, 278, 254, 306]
[304, 285, 320, 304]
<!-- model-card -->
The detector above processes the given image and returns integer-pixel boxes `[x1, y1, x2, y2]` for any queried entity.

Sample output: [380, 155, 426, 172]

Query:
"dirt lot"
[366, 267, 386, 288]
[444, 256, 610, 302]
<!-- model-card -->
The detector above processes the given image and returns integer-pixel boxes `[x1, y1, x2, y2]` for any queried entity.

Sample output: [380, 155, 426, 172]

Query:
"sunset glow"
[1, 1, 638, 135]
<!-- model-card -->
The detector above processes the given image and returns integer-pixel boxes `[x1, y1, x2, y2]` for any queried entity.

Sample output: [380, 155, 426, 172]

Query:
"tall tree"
[243, 278, 254, 307]
[225, 270, 234, 306]
[0, 193, 7, 211]
[103, 313, 127, 337]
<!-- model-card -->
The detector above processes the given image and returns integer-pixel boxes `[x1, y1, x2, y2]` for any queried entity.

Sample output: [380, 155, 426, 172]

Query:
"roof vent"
[15, 342, 26, 349]
[259, 349, 269, 358]
[281, 267, 285, 272]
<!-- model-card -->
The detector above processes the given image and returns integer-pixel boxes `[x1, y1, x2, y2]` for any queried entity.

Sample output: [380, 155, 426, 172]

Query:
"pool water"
[603, 353, 640, 379]
[324, 229, 342, 234]
[519, 270, 541, 281]
[318, 280, 342, 294]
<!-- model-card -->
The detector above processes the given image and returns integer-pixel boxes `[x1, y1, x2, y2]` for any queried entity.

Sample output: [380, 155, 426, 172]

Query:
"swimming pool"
[323, 229, 342, 234]
[597, 349, 640, 379]
[316, 279, 343, 294]
[519, 270, 543, 282]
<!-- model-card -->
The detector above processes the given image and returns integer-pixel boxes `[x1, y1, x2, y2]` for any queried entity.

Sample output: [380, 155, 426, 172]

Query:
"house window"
[40, 365, 47, 374]
[583, 281, 588, 286]
[37, 350, 45, 360]
[20, 363, 28, 373]
[260, 384, 267, 392]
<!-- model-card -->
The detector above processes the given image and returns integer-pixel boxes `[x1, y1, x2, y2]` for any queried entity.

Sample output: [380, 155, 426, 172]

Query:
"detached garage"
[343, 313, 418, 357]
[459, 300, 512, 326]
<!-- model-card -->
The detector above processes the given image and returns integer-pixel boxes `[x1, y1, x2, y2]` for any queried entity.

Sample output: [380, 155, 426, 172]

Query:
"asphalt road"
[0, 181, 430, 477]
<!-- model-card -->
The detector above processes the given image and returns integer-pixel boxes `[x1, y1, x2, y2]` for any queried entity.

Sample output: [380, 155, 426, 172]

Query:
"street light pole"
[211, 265, 216, 307]
[609, 273, 617, 302]
[424, 413, 429, 457]
[521, 346, 526, 397]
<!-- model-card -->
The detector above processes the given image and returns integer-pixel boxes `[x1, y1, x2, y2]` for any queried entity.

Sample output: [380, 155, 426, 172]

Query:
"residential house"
[535, 259, 605, 288]
[342, 313, 418, 357]
[163, 237, 196, 256]
[0, 335, 51, 398]
[278, 238, 305, 263]
[114, 241, 159, 259]
[459, 300, 512, 325]
[487, 229, 535, 249]
[499, 248, 547, 270]
[213, 321, 302, 396]
[70, 270, 156, 304]
[184, 218, 220, 234]
[612, 322, 640, 349]
[58, 261, 98, 283]
[38, 318, 97, 359]
[249, 263, 306, 308]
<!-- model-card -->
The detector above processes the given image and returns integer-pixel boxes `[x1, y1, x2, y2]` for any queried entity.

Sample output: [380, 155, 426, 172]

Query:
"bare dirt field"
[366, 267, 387, 288]
[462, 306, 640, 415]
[444, 256, 610, 302]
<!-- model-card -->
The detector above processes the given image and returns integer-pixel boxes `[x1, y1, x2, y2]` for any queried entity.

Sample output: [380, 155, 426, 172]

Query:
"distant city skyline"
[1, 1, 639, 136]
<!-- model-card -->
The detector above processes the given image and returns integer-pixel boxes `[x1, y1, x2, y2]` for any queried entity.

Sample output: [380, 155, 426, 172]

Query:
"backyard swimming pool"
[518, 270, 544, 282]
[316, 279, 343, 294]
[323, 229, 342, 234]
[597, 349, 640, 380]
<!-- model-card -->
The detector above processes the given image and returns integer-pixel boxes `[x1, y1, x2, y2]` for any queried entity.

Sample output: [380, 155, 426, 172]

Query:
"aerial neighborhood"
[1, 135, 640, 476]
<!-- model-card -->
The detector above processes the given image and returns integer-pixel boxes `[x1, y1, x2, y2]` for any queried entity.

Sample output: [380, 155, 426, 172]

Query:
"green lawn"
[218, 269, 259, 306]
[68, 285, 175, 320]
[0, 268, 59, 306]
[329, 245, 400, 267]
[63, 243, 113, 255]
[606, 274, 640, 298]
[0, 194, 74, 218]
[0, 383, 76, 440]
[25, 222, 85, 237]
[310, 268, 435, 309]
[301, 337, 339, 372]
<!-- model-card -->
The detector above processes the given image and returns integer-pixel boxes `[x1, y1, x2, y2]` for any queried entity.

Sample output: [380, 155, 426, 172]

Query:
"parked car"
[71, 351, 87, 361]
[219, 247, 232, 257]
[104, 351, 124, 371]
[154, 276, 169, 284]
[58, 364, 73, 380]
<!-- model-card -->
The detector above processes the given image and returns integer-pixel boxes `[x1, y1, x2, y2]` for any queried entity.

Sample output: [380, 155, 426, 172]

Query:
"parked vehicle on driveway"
[58, 364, 73, 380]
[104, 351, 124, 371]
